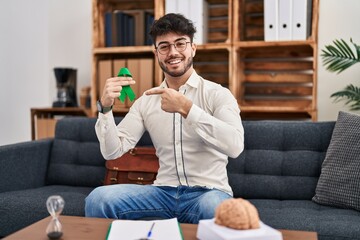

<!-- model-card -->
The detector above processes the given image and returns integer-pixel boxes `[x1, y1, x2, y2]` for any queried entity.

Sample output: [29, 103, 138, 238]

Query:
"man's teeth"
[169, 59, 181, 64]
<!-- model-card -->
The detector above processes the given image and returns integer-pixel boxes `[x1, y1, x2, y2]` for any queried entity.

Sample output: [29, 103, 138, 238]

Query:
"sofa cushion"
[313, 111, 360, 211]
[46, 117, 154, 187]
[250, 199, 360, 240]
[228, 120, 334, 200]
[46, 117, 106, 187]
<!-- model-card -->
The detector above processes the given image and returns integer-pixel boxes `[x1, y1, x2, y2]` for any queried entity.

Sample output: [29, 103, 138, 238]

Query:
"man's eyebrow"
[157, 37, 187, 45]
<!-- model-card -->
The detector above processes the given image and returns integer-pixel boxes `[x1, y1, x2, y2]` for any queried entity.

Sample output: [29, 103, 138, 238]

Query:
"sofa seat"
[0, 185, 93, 236]
[250, 199, 360, 240]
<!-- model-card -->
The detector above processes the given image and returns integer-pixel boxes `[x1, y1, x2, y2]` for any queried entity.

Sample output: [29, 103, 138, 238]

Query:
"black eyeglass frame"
[155, 40, 192, 55]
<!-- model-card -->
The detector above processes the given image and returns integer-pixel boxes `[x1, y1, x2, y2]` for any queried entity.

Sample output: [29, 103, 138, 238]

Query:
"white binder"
[264, 0, 279, 41]
[165, 0, 177, 14]
[292, 0, 312, 40]
[165, 0, 208, 45]
[278, 0, 292, 40]
[176, 0, 190, 16]
[189, 0, 208, 44]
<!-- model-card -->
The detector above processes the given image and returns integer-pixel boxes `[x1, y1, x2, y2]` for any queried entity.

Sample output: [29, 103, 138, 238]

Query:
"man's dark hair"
[149, 13, 196, 45]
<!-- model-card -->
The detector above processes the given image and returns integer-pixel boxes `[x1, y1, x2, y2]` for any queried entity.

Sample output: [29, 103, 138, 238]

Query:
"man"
[85, 13, 244, 223]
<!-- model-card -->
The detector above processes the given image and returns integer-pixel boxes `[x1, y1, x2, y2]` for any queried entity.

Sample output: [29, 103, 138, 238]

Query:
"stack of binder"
[264, 0, 312, 41]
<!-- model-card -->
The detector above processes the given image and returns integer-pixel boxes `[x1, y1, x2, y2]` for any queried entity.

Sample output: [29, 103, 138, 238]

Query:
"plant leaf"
[331, 84, 360, 111]
[351, 39, 360, 60]
[321, 39, 360, 74]
[334, 39, 353, 58]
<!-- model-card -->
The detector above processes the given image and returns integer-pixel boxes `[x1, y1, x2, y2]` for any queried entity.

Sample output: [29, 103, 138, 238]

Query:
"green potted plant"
[322, 39, 360, 110]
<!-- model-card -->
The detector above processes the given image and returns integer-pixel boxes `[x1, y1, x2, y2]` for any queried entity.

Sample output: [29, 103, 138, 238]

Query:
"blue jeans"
[85, 184, 231, 223]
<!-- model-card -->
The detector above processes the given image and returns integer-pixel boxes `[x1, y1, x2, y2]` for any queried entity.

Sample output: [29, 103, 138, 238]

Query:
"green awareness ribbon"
[118, 67, 136, 103]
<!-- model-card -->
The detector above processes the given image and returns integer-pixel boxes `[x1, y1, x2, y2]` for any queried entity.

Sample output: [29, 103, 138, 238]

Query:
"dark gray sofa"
[0, 117, 359, 239]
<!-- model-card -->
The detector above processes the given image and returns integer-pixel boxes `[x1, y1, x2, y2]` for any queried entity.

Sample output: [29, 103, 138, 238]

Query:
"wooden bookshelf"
[91, 0, 319, 120]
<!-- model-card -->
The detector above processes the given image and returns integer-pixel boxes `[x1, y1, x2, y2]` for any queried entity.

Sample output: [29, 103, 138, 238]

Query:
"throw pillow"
[312, 111, 360, 211]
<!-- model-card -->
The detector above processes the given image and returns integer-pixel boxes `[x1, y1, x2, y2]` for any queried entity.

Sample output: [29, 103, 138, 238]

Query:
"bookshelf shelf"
[195, 43, 231, 50]
[91, 0, 319, 120]
[93, 46, 153, 55]
[233, 40, 316, 48]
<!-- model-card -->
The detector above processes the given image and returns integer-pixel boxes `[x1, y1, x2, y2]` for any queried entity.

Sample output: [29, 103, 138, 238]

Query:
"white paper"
[197, 218, 283, 240]
[107, 218, 182, 240]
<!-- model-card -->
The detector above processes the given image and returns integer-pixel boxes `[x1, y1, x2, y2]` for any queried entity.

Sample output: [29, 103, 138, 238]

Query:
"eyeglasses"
[155, 40, 191, 55]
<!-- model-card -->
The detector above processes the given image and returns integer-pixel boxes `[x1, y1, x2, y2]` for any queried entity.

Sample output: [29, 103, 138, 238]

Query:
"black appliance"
[52, 68, 77, 107]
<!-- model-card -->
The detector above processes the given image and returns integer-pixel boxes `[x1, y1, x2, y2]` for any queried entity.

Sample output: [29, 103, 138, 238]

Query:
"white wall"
[0, 0, 91, 146]
[0, 0, 359, 145]
[48, 0, 92, 105]
[0, 0, 49, 146]
[317, 0, 360, 120]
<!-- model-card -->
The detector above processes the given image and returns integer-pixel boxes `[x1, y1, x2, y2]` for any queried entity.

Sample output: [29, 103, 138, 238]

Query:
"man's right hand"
[100, 76, 136, 107]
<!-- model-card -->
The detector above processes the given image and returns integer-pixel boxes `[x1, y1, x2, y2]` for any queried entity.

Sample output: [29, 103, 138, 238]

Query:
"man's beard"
[159, 56, 193, 77]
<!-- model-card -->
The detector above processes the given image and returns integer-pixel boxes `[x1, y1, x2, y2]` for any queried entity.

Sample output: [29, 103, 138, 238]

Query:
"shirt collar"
[160, 70, 200, 90]
[186, 70, 199, 89]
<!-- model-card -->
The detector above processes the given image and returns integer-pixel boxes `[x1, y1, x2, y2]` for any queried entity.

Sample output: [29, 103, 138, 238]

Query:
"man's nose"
[168, 44, 179, 54]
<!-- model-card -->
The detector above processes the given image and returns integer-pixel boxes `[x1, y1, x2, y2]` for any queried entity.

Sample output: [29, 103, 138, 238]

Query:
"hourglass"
[46, 195, 65, 239]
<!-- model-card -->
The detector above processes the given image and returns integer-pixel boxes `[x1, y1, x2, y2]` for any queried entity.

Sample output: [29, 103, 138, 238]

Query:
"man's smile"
[167, 58, 182, 65]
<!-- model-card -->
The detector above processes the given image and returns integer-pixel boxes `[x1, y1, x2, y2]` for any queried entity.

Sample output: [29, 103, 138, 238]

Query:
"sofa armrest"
[0, 139, 53, 193]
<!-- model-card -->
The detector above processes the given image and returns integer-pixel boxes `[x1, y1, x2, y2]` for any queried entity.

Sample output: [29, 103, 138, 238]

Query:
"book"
[106, 218, 183, 240]
[125, 10, 146, 46]
[139, 58, 154, 95]
[196, 218, 283, 240]
[127, 13, 135, 46]
[98, 59, 112, 99]
[114, 11, 127, 46]
[145, 11, 154, 45]
[104, 12, 114, 47]
[126, 59, 140, 107]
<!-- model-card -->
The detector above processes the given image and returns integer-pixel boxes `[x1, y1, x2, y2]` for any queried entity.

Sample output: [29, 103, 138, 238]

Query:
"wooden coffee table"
[4, 216, 317, 240]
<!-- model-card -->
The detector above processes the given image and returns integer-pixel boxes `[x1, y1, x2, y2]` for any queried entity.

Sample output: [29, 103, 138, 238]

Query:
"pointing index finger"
[145, 88, 166, 96]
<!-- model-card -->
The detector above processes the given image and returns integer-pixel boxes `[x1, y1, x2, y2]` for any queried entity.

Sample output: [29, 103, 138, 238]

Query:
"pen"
[147, 222, 155, 239]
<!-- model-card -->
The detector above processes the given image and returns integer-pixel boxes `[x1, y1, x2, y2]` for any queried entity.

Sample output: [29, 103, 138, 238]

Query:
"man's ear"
[153, 48, 158, 57]
[191, 43, 197, 58]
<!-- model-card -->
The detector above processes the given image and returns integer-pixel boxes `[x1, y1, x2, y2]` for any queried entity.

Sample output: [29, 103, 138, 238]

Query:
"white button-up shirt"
[95, 71, 244, 195]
